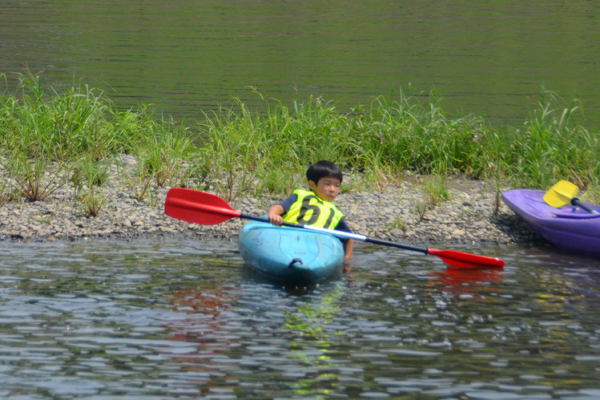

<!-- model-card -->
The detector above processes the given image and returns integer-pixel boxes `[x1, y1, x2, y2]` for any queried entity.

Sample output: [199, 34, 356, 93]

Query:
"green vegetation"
[424, 177, 451, 208]
[1, 74, 599, 207]
[74, 157, 109, 217]
[387, 215, 407, 231]
[0, 183, 13, 207]
[4, 152, 67, 202]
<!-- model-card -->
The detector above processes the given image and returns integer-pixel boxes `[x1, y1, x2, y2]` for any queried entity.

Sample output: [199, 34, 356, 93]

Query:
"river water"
[2, 1, 600, 397]
[1, 238, 600, 399]
[1, 0, 600, 128]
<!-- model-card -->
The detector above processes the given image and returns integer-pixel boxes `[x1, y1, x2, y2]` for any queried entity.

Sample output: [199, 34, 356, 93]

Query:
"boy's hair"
[306, 160, 343, 184]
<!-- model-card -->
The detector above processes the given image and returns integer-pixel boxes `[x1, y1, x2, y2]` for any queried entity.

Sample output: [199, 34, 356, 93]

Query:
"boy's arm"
[268, 205, 285, 226]
[343, 239, 354, 262]
[268, 193, 297, 226]
[334, 217, 354, 261]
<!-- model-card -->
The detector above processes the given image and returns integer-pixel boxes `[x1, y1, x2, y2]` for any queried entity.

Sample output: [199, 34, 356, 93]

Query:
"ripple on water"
[0, 239, 599, 398]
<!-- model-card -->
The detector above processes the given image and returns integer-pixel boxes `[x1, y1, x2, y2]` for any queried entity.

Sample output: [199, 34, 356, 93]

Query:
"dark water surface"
[1, 0, 600, 128]
[1, 238, 600, 399]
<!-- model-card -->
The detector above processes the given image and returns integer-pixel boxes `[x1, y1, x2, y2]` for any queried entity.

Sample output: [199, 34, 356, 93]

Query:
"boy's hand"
[268, 212, 283, 226]
[268, 205, 285, 226]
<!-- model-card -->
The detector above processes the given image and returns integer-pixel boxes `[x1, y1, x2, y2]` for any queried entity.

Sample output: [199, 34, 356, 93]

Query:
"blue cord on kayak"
[287, 258, 303, 269]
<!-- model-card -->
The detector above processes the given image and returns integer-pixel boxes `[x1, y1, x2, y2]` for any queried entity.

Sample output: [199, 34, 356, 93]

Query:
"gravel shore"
[0, 160, 545, 248]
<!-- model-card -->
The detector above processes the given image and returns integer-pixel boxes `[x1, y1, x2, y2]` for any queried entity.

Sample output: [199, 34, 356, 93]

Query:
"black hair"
[306, 160, 343, 184]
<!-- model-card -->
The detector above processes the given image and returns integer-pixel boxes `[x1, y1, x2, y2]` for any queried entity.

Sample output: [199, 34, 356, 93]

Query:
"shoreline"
[0, 161, 545, 249]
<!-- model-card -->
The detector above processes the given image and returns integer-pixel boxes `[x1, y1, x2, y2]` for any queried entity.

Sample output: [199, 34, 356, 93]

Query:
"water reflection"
[2, 0, 600, 127]
[0, 239, 599, 398]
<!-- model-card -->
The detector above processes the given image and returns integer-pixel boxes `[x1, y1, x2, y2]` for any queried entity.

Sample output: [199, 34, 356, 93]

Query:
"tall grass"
[1, 74, 599, 203]
[193, 87, 600, 196]
[0, 74, 194, 204]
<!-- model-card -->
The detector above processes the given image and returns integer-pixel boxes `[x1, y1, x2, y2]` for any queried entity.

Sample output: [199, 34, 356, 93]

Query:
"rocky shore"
[0, 160, 546, 248]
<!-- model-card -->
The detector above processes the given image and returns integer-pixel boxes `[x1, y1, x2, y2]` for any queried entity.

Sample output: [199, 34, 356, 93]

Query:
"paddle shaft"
[366, 236, 428, 255]
[240, 213, 428, 255]
[165, 188, 504, 268]
[572, 198, 600, 214]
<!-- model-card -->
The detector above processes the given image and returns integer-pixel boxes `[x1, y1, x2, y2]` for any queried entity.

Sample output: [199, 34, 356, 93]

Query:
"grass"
[83, 184, 105, 217]
[118, 159, 153, 203]
[0, 73, 599, 205]
[76, 157, 109, 217]
[387, 215, 407, 231]
[0, 183, 15, 206]
[4, 152, 67, 202]
[424, 177, 451, 209]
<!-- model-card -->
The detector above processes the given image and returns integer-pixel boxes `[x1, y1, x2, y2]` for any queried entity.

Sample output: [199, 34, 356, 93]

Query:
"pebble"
[0, 160, 546, 248]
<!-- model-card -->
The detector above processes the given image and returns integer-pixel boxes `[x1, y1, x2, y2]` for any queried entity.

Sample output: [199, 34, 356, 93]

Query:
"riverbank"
[2, 75, 600, 205]
[0, 76, 596, 250]
[0, 158, 545, 249]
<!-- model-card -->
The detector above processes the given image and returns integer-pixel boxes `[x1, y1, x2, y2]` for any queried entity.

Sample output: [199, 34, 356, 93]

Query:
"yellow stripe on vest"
[283, 189, 344, 229]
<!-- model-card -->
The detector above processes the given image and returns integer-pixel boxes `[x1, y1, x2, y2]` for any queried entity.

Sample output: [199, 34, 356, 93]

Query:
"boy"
[268, 160, 354, 261]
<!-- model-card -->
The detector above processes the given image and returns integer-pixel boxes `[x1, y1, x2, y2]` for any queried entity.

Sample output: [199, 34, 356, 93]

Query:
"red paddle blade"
[165, 188, 241, 225]
[427, 248, 504, 269]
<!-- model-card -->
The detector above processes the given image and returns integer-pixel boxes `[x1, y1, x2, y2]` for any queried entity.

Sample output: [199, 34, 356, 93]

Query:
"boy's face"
[308, 177, 341, 202]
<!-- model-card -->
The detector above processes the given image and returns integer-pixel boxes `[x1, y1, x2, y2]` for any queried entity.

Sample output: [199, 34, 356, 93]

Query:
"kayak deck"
[502, 189, 600, 256]
[238, 219, 345, 282]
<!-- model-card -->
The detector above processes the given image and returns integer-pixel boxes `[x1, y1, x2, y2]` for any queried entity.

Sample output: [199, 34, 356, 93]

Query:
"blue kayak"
[238, 219, 345, 282]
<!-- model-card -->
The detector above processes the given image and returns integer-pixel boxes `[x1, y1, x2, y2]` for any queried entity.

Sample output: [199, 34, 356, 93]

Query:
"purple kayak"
[502, 189, 600, 256]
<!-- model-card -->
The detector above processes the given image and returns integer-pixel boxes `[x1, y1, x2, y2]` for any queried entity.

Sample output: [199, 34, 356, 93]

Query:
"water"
[1, 238, 600, 398]
[2, 2, 600, 395]
[1, 0, 600, 128]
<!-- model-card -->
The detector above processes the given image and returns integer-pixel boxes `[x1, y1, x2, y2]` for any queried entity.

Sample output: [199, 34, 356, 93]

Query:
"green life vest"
[283, 189, 344, 229]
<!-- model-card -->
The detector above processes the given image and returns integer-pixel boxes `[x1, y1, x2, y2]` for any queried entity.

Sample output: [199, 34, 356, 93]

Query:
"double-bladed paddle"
[164, 188, 505, 269]
[543, 180, 599, 214]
